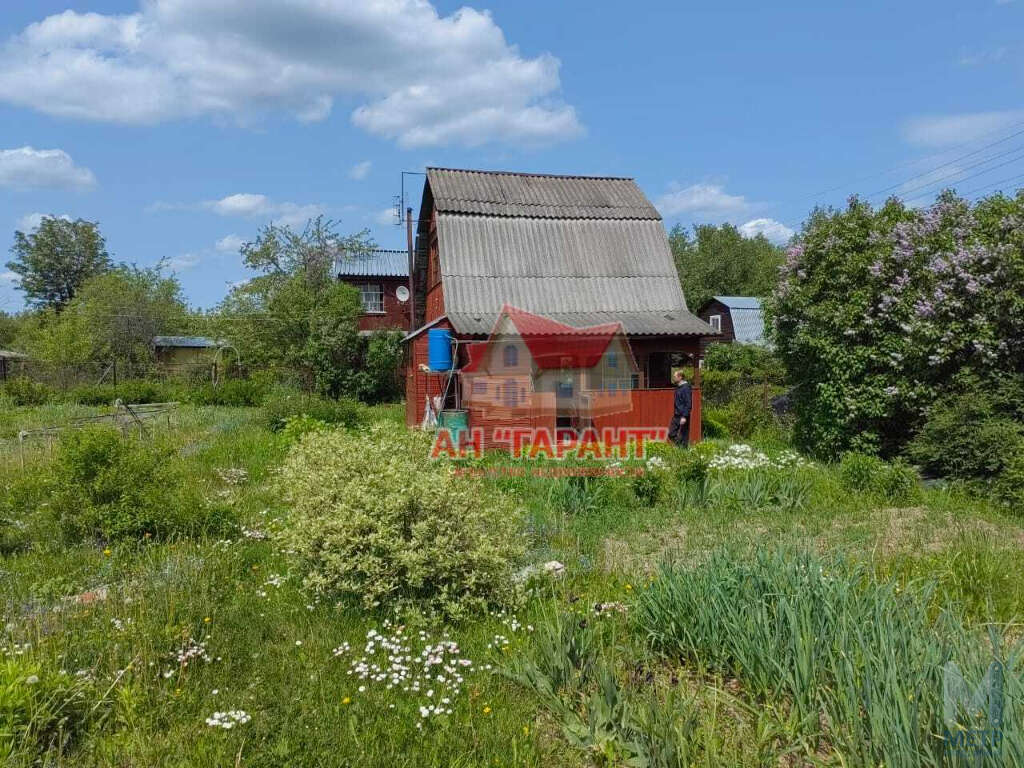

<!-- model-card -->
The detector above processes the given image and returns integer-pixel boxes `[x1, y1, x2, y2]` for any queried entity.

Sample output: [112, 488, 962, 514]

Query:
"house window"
[607, 351, 618, 368]
[472, 379, 487, 395]
[503, 380, 518, 407]
[709, 314, 722, 333]
[503, 344, 518, 368]
[557, 377, 574, 398]
[359, 283, 384, 313]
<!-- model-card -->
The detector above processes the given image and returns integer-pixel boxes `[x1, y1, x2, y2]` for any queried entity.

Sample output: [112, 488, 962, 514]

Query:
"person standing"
[668, 369, 692, 447]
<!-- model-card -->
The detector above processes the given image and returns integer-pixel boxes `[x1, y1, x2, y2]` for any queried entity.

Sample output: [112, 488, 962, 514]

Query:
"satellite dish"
[396, 285, 410, 302]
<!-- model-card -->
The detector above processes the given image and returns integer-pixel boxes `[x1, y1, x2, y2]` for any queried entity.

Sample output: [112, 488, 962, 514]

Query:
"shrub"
[0, 376, 52, 406]
[277, 425, 522, 619]
[838, 452, 919, 504]
[717, 385, 777, 438]
[906, 391, 1024, 480]
[52, 427, 234, 542]
[64, 380, 184, 406]
[260, 386, 363, 432]
[701, 410, 729, 439]
[994, 449, 1024, 514]
[186, 378, 268, 407]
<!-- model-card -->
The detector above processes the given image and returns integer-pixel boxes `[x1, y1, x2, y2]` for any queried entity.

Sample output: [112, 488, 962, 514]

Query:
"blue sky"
[1, 0, 1022, 311]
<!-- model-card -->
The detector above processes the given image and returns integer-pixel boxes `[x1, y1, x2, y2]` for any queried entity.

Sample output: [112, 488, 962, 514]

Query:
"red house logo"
[461, 305, 639, 429]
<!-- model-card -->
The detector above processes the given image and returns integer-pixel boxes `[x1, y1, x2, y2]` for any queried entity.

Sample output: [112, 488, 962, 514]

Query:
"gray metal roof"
[713, 296, 763, 310]
[427, 167, 660, 220]
[335, 249, 408, 277]
[730, 308, 768, 345]
[427, 171, 714, 337]
[0, 349, 27, 359]
[153, 336, 220, 348]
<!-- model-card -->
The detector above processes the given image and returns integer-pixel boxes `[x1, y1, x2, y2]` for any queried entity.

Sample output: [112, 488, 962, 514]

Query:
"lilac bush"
[770, 190, 1024, 458]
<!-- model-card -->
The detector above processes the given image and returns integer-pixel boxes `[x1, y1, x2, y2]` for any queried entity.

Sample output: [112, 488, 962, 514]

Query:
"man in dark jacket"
[667, 369, 692, 447]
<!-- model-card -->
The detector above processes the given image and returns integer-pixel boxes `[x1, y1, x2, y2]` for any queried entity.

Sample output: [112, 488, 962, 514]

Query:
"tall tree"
[18, 266, 189, 369]
[7, 216, 112, 310]
[215, 217, 372, 396]
[669, 223, 784, 309]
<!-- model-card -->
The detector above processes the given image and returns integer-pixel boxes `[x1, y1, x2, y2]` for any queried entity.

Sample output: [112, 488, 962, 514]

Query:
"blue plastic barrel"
[427, 328, 453, 371]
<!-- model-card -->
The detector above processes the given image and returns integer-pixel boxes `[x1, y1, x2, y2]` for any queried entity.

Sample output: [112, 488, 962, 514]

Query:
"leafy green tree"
[7, 217, 112, 310]
[215, 217, 372, 397]
[18, 266, 189, 370]
[770, 191, 1024, 458]
[669, 223, 784, 309]
[0, 311, 24, 348]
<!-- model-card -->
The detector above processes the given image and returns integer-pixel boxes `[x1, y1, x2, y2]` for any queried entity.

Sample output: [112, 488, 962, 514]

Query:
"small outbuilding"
[153, 336, 222, 368]
[695, 296, 769, 347]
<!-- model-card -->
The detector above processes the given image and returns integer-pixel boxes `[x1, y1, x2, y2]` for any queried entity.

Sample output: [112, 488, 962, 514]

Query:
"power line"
[959, 171, 1024, 200]
[879, 144, 1024, 203]
[903, 151, 1024, 205]
[805, 117, 1024, 200]
[865, 125, 1024, 199]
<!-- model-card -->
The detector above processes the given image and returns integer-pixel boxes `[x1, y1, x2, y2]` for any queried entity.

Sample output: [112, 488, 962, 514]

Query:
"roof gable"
[418, 168, 715, 338]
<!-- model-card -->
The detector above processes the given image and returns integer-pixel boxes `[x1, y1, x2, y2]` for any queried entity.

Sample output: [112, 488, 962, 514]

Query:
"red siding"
[405, 318, 454, 427]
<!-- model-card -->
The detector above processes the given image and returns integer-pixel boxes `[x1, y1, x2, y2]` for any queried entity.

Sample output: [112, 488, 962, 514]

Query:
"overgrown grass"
[1, 405, 1022, 765]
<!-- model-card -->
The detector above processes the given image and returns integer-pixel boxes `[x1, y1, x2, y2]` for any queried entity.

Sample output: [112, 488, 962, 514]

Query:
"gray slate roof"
[712, 296, 767, 345]
[425, 168, 713, 337]
[335, 249, 408, 277]
[428, 167, 660, 219]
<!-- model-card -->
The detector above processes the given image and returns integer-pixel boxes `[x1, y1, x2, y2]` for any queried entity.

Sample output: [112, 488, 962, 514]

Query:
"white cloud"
[0, 270, 18, 283]
[902, 109, 1024, 148]
[375, 207, 398, 226]
[958, 46, 1009, 67]
[167, 253, 199, 271]
[0, 147, 95, 188]
[349, 160, 372, 180]
[204, 193, 323, 227]
[654, 183, 750, 219]
[739, 218, 794, 244]
[214, 234, 245, 253]
[17, 212, 72, 231]
[0, 1, 582, 148]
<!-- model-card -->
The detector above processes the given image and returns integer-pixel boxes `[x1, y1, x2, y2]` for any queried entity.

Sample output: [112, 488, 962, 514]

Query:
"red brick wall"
[341, 276, 411, 332]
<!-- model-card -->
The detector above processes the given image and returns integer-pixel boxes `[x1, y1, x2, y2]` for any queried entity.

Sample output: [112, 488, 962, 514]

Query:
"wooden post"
[690, 352, 703, 445]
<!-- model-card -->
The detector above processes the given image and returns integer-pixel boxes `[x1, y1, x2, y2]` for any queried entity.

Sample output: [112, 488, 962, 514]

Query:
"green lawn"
[1, 404, 1021, 766]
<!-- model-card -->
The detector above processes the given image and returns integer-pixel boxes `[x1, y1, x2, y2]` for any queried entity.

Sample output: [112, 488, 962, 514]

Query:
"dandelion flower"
[342, 697, 351, 705]
[103, 548, 112, 556]
[483, 706, 492, 715]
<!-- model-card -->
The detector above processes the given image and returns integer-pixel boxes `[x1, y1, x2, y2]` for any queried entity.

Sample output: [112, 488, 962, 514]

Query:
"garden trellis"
[11, 400, 179, 468]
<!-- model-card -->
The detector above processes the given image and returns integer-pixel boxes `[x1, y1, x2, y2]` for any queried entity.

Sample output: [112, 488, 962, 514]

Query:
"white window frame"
[358, 283, 384, 314]
[709, 314, 722, 333]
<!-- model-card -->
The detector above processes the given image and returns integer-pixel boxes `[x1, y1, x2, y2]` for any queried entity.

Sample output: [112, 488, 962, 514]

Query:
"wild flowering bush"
[276, 425, 523, 619]
[52, 427, 236, 542]
[771, 191, 1024, 458]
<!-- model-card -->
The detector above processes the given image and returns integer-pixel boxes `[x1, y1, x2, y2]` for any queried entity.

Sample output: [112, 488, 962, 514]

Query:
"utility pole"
[406, 207, 415, 330]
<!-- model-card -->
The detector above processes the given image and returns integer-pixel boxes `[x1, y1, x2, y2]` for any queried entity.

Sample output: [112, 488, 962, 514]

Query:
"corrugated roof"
[730, 308, 768, 345]
[153, 336, 220, 348]
[434, 210, 712, 336]
[713, 296, 763, 310]
[335, 249, 408, 277]
[427, 167, 660, 219]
